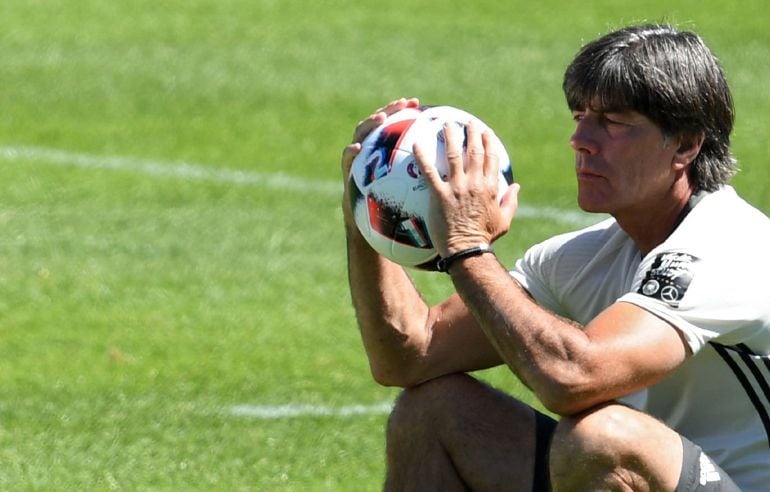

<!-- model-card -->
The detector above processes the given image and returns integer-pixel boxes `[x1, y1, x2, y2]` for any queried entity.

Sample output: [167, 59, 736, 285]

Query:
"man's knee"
[388, 373, 476, 438]
[385, 373, 484, 479]
[551, 403, 640, 460]
[550, 404, 682, 490]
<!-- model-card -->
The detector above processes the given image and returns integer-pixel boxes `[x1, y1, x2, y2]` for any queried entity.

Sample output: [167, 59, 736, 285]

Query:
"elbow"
[368, 359, 427, 388]
[534, 369, 604, 417]
[361, 324, 434, 388]
[539, 391, 595, 417]
[369, 363, 418, 388]
[370, 365, 406, 387]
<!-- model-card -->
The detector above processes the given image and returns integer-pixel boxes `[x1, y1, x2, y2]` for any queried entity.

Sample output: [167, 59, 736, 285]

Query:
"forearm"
[345, 223, 434, 386]
[340, 98, 443, 386]
[448, 253, 598, 414]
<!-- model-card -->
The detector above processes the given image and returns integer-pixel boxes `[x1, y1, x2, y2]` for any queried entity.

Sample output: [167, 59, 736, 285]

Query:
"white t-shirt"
[511, 186, 770, 490]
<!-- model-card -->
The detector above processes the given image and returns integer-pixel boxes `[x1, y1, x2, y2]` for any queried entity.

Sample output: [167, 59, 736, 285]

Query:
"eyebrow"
[571, 106, 637, 117]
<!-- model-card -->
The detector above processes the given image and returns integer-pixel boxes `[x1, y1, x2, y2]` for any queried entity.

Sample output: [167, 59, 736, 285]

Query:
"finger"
[352, 98, 421, 144]
[413, 142, 445, 193]
[481, 130, 501, 185]
[442, 122, 465, 183]
[403, 97, 420, 109]
[465, 120, 485, 177]
[498, 183, 521, 228]
[352, 112, 387, 144]
[372, 98, 399, 115]
[378, 97, 420, 116]
[376, 98, 405, 114]
[341, 142, 362, 176]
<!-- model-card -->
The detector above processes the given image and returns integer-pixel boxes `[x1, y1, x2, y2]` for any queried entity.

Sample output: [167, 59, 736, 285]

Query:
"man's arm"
[414, 120, 690, 415]
[449, 253, 689, 415]
[342, 98, 502, 387]
[345, 228, 503, 386]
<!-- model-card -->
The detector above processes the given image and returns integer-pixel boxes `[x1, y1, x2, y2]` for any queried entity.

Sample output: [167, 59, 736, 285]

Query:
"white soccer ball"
[348, 105, 514, 270]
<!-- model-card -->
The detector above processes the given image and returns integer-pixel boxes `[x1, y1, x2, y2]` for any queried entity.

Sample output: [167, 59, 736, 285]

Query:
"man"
[341, 24, 770, 490]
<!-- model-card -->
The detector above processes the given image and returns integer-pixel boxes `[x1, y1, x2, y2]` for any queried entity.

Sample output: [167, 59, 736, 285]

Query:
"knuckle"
[445, 150, 462, 162]
[468, 148, 485, 160]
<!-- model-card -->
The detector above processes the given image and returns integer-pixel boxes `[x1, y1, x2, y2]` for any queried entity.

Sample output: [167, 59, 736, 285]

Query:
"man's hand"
[414, 119, 520, 257]
[341, 98, 420, 179]
[341, 98, 420, 224]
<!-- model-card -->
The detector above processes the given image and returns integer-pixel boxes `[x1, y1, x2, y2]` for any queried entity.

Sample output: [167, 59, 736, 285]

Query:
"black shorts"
[677, 436, 741, 491]
[533, 411, 557, 492]
[531, 414, 742, 491]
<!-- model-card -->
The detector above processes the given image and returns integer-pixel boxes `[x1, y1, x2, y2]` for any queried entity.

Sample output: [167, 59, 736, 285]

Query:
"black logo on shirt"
[638, 252, 697, 308]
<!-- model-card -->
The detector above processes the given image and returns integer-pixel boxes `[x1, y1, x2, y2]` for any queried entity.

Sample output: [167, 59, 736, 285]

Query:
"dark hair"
[563, 24, 737, 190]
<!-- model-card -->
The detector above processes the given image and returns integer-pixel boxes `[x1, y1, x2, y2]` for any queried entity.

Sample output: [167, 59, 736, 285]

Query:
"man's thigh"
[386, 373, 556, 492]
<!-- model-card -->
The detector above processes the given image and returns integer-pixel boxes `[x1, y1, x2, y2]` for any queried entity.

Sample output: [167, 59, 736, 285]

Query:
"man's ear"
[673, 132, 705, 171]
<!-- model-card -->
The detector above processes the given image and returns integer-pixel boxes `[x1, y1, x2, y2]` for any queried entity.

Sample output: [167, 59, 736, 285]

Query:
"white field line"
[0, 144, 599, 226]
[0, 144, 338, 194]
[228, 402, 393, 419]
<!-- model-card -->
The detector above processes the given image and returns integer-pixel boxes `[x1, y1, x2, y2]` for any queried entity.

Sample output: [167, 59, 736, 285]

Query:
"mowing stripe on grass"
[0, 144, 599, 226]
[228, 402, 393, 419]
[0, 144, 337, 194]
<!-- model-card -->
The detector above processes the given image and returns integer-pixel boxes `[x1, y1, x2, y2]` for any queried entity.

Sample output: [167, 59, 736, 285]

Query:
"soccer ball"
[347, 105, 514, 270]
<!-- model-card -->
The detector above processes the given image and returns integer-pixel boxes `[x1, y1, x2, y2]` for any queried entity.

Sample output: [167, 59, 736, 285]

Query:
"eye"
[602, 113, 631, 126]
[571, 111, 585, 123]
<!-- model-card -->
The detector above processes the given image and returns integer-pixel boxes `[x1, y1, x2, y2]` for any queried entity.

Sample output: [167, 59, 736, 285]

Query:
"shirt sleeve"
[510, 241, 570, 318]
[619, 249, 767, 354]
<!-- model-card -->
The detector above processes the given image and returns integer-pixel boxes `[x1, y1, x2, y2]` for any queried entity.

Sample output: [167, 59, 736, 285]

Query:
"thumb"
[341, 142, 362, 178]
[498, 183, 520, 226]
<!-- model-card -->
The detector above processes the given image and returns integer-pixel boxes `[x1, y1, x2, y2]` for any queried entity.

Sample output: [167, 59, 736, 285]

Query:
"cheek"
[625, 154, 675, 197]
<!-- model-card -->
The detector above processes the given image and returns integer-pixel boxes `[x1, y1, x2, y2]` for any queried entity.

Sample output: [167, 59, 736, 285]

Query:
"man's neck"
[616, 185, 697, 257]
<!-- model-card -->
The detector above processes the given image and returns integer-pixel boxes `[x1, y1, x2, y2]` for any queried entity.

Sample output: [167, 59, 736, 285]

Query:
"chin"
[577, 195, 611, 214]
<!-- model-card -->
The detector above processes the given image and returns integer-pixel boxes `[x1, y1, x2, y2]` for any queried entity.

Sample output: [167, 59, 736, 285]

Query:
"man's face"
[569, 106, 680, 218]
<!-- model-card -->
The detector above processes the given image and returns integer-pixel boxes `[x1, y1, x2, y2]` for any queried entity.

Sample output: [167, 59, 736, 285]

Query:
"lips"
[575, 153, 608, 183]
[576, 168, 605, 182]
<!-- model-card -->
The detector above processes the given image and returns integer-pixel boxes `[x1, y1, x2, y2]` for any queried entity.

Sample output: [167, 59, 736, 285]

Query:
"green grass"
[0, 0, 769, 489]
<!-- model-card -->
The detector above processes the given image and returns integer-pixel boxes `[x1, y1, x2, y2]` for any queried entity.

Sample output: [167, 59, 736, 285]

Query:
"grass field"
[1, 0, 769, 489]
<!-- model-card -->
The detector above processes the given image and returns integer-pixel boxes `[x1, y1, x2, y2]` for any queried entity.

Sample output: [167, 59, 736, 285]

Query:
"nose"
[569, 119, 599, 155]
